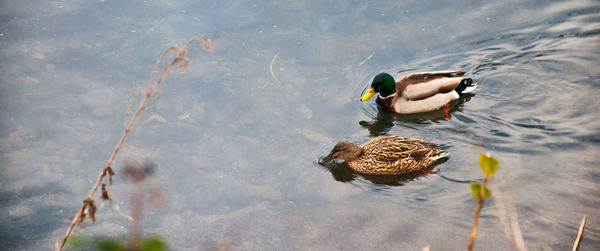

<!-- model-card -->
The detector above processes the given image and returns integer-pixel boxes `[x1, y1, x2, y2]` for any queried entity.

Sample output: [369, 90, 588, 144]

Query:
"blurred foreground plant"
[68, 235, 166, 251]
[467, 153, 498, 251]
[57, 36, 211, 251]
[465, 153, 588, 251]
[69, 161, 167, 251]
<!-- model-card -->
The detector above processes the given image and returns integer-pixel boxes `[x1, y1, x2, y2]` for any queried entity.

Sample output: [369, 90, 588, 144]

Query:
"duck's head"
[360, 73, 397, 101]
[320, 141, 362, 163]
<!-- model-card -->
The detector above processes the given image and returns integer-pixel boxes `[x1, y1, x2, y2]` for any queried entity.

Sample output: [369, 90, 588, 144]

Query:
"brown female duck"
[320, 136, 448, 175]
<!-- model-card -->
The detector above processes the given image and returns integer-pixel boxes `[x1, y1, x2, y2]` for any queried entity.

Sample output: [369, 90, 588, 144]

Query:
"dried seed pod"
[106, 166, 115, 175]
[101, 183, 111, 202]
[88, 200, 97, 222]
[78, 211, 86, 225]
[106, 166, 116, 185]
[83, 197, 96, 223]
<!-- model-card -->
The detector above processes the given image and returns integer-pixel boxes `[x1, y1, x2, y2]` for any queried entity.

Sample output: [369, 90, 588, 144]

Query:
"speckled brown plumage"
[322, 136, 449, 175]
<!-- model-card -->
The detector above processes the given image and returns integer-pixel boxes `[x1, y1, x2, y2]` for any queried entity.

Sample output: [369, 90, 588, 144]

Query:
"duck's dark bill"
[319, 155, 332, 164]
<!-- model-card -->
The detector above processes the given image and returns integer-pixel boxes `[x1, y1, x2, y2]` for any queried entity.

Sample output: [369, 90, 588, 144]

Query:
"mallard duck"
[360, 71, 477, 114]
[320, 136, 449, 175]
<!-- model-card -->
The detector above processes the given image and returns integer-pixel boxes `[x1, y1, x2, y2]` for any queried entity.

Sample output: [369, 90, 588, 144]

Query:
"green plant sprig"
[467, 153, 499, 251]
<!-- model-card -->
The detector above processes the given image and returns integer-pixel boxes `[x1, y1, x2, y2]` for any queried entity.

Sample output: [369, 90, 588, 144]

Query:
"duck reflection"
[359, 93, 474, 137]
[317, 158, 448, 186]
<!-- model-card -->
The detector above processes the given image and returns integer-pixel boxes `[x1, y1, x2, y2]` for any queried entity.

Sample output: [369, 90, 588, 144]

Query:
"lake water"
[1, 0, 599, 250]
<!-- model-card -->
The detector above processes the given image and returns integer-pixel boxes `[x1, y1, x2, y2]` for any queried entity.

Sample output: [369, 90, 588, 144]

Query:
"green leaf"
[68, 235, 86, 248]
[483, 187, 492, 198]
[470, 183, 492, 200]
[141, 237, 168, 251]
[470, 183, 481, 200]
[478, 154, 499, 177]
[67, 235, 126, 250]
[95, 238, 124, 251]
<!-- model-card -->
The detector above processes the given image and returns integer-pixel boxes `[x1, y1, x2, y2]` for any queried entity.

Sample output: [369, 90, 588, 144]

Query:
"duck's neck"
[344, 144, 363, 162]
[376, 95, 395, 111]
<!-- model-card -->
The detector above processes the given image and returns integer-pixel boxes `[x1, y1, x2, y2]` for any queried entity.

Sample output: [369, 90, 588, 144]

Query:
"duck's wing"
[396, 71, 466, 100]
[363, 136, 438, 162]
[399, 71, 466, 84]
[361, 136, 441, 173]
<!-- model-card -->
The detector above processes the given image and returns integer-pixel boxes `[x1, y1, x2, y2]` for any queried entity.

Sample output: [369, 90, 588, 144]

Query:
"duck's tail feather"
[455, 78, 477, 95]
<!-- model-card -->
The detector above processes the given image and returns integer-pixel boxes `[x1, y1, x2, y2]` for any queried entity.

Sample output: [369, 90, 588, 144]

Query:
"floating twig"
[358, 54, 373, 67]
[269, 52, 281, 84]
[572, 214, 587, 251]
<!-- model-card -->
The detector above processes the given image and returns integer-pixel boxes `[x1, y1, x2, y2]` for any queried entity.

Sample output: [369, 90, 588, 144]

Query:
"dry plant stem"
[490, 180, 513, 247]
[491, 171, 527, 251]
[57, 36, 211, 251]
[572, 214, 587, 251]
[504, 171, 526, 251]
[127, 181, 145, 249]
[467, 175, 488, 251]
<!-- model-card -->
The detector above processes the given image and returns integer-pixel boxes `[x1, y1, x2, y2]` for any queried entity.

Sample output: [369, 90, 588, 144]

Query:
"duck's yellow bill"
[360, 88, 376, 101]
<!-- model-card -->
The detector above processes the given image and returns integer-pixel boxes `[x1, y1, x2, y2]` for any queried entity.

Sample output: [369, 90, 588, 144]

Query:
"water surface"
[1, 0, 599, 250]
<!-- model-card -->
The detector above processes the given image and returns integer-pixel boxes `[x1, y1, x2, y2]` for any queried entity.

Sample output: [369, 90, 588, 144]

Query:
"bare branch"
[57, 36, 211, 251]
[572, 214, 587, 251]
